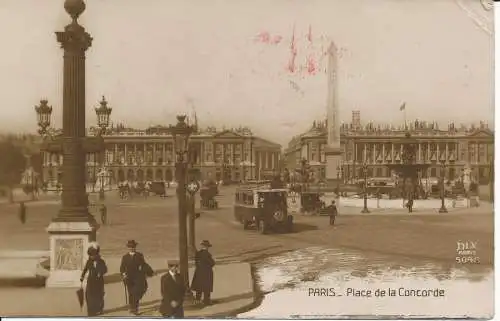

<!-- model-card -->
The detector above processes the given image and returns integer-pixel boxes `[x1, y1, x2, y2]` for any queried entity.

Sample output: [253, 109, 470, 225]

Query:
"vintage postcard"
[0, 0, 495, 319]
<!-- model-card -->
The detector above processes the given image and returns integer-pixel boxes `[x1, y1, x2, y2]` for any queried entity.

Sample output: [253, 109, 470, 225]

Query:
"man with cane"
[120, 240, 154, 315]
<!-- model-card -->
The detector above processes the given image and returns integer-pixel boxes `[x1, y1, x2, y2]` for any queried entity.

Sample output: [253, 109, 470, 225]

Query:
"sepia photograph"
[0, 0, 495, 318]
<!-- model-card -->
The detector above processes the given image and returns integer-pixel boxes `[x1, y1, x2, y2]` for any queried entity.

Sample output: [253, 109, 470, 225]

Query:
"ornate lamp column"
[439, 157, 448, 213]
[336, 165, 340, 199]
[168, 115, 196, 306]
[361, 162, 370, 213]
[95, 96, 112, 201]
[35, 0, 104, 288]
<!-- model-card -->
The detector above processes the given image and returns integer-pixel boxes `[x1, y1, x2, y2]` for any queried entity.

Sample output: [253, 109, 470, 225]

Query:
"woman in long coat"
[191, 240, 215, 305]
[80, 246, 108, 316]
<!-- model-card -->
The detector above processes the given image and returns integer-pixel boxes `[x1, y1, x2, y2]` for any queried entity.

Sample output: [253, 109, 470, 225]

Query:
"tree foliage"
[0, 140, 27, 186]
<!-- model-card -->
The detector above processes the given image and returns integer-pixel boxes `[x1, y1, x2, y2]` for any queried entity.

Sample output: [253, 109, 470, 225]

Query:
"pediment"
[212, 130, 244, 139]
[467, 128, 493, 138]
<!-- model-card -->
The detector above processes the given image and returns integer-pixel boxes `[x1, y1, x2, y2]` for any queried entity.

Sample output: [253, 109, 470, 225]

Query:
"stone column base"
[46, 221, 98, 288]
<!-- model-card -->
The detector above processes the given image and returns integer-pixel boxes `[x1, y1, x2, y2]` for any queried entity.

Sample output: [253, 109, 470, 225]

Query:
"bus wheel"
[258, 220, 267, 234]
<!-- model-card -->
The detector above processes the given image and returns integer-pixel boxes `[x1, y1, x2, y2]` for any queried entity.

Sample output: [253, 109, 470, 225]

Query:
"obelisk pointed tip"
[328, 41, 337, 54]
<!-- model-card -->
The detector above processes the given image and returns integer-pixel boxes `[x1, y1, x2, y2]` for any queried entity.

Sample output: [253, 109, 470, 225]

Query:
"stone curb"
[202, 264, 262, 318]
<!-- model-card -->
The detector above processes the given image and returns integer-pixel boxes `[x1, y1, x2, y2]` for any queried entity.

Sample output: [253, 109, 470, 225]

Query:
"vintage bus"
[234, 187, 293, 234]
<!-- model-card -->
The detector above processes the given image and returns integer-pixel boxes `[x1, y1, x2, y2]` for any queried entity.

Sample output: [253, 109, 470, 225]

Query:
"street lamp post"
[439, 158, 448, 213]
[35, 0, 103, 288]
[301, 158, 308, 192]
[168, 115, 196, 306]
[336, 165, 340, 199]
[187, 177, 200, 258]
[94, 96, 112, 201]
[361, 163, 370, 213]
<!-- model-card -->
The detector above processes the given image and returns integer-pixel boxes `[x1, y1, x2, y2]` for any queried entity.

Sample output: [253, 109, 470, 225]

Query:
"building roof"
[284, 121, 494, 154]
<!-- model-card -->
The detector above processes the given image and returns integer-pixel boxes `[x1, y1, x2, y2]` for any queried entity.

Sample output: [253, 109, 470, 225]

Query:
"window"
[319, 144, 325, 162]
[479, 167, 485, 179]
[449, 168, 456, 180]
[468, 144, 476, 161]
[430, 168, 437, 177]
[375, 167, 382, 177]
[146, 151, 153, 163]
[106, 150, 113, 165]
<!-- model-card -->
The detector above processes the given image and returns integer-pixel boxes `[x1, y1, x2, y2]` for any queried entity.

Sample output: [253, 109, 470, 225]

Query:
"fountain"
[385, 132, 430, 201]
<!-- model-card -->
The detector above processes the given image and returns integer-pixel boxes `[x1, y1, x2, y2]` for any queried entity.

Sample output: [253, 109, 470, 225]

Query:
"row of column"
[112, 143, 175, 165]
[356, 142, 458, 163]
[213, 143, 244, 164]
[257, 151, 277, 170]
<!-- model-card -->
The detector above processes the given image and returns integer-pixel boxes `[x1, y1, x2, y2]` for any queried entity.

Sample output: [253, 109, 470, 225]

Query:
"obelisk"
[325, 41, 342, 191]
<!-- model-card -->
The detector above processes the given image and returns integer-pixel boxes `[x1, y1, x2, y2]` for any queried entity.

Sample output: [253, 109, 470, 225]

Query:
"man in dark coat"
[80, 245, 108, 316]
[327, 200, 338, 226]
[18, 202, 26, 224]
[191, 240, 215, 305]
[159, 259, 186, 318]
[99, 204, 107, 225]
[120, 240, 154, 315]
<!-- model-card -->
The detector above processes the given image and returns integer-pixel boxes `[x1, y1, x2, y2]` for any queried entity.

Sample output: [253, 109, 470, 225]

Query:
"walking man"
[159, 259, 186, 318]
[407, 195, 414, 213]
[327, 200, 338, 226]
[191, 240, 215, 306]
[120, 240, 154, 315]
[80, 244, 108, 316]
[18, 202, 26, 224]
[99, 204, 107, 225]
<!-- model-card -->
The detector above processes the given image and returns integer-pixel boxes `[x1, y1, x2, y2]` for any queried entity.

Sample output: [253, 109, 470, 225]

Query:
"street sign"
[187, 180, 200, 195]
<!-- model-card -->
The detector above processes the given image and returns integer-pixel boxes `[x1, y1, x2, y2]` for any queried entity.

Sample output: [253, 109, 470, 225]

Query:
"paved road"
[0, 186, 493, 273]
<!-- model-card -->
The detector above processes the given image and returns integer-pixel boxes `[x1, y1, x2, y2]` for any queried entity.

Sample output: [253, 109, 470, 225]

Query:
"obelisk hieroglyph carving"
[325, 41, 342, 190]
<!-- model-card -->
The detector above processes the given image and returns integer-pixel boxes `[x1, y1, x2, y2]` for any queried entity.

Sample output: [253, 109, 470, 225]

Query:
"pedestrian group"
[79, 239, 216, 318]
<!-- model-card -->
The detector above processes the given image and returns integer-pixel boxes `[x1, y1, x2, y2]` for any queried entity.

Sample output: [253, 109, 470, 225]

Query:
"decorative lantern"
[169, 115, 195, 163]
[35, 99, 53, 135]
[95, 96, 112, 134]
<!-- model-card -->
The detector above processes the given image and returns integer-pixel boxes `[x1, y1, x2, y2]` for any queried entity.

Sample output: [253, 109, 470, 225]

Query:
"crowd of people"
[79, 239, 216, 318]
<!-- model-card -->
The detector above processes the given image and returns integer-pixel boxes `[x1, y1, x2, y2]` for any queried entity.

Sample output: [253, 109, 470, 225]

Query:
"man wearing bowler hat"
[159, 259, 186, 318]
[191, 240, 215, 305]
[120, 240, 154, 315]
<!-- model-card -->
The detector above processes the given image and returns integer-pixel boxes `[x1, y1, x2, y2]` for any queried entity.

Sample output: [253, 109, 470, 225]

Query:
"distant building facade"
[284, 113, 494, 184]
[41, 125, 282, 184]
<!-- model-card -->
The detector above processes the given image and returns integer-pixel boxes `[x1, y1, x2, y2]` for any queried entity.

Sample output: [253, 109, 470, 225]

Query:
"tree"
[0, 140, 27, 203]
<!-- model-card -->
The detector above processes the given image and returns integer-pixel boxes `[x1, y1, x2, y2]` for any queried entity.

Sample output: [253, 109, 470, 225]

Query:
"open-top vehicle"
[234, 187, 292, 234]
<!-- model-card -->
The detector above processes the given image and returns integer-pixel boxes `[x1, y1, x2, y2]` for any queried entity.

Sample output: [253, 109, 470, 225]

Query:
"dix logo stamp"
[456, 240, 480, 264]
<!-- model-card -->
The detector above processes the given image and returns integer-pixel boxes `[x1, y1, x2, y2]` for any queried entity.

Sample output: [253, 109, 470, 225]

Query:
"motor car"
[234, 187, 292, 234]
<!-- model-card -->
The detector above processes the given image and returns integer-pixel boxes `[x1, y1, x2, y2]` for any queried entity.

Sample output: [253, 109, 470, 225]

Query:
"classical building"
[284, 112, 494, 184]
[41, 125, 282, 184]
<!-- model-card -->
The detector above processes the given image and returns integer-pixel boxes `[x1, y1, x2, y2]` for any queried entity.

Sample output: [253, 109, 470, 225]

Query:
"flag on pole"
[399, 102, 406, 111]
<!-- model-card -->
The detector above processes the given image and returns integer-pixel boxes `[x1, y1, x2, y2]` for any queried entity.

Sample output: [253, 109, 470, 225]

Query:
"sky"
[0, 0, 494, 145]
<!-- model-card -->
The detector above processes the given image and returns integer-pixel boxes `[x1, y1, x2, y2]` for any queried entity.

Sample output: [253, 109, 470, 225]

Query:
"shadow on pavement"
[102, 290, 255, 316]
[103, 269, 170, 285]
[290, 222, 318, 233]
[0, 277, 46, 288]
[215, 245, 282, 261]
